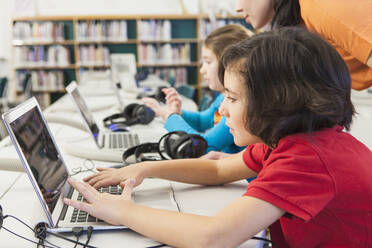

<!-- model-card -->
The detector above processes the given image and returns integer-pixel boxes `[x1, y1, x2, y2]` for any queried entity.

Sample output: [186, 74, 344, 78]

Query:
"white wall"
[36, 0, 183, 15]
[0, 0, 15, 60]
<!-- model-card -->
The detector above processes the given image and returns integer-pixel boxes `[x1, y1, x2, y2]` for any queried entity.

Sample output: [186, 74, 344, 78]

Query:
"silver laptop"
[66, 81, 139, 150]
[2, 97, 179, 232]
[111, 80, 125, 110]
[1, 97, 125, 231]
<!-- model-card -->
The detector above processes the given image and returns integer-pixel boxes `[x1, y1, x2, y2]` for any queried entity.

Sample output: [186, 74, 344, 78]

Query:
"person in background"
[236, 0, 372, 90]
[142, 24, 252, 156]
[64, 27, 372, 247]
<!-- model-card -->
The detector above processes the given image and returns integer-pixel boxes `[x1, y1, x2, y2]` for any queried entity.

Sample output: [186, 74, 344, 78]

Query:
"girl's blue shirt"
[164, 94, 244, 154]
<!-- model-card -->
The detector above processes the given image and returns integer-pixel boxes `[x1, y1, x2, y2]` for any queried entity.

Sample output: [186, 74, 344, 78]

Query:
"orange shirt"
[213, 110, 222, 126]
[299, 0, 372, 90]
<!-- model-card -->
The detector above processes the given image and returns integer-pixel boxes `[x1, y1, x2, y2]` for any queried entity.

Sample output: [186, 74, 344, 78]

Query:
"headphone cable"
[2, 226, 59, 248]
[0, 212, 96, 248]
[44, 229, 97, 248]
[3, 214, 60, 248]
[83, 226, 93, 248]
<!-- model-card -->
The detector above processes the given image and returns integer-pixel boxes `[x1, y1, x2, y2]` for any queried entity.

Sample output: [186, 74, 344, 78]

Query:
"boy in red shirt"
[64, 28, 372, 247]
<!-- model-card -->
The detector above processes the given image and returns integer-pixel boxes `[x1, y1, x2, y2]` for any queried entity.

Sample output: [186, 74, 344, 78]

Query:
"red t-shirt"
[243, 126, 372, 247]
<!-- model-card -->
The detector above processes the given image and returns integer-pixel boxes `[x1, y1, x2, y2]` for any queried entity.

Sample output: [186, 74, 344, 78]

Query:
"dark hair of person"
[218, 27, 355, 148]
[271, 0, 301, 28]
[203, 24, 251, 60]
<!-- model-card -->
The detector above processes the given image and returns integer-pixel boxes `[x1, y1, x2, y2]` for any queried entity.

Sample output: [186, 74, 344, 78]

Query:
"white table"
[0, 90, 262, 247]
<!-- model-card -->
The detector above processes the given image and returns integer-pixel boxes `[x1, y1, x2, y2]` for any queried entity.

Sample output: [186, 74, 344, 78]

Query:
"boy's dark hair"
[219, 27, 355, 147]
[271, 0, 301, 28]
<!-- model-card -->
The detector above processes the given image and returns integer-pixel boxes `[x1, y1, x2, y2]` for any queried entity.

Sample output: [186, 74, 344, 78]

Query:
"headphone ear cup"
[143, 107, 155, 124]
[122, 145, 139, 164]
[170, 134, 192, 159]
[134, 142, 159, 162]
[123, 103, 138, 119]
[172, 134, 207, 159]
[123, 104, 154, 126]
[155, 86, 166, 103]
[123, 103, 141, 125]
[103, 113, 125, 128]
[158, 131, 185, 160]
[134, 105, 155, 124]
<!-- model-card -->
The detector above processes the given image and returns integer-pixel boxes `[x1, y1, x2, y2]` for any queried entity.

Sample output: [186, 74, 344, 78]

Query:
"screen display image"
[10, 107, 68, 213]
[70, 88, 100, 142]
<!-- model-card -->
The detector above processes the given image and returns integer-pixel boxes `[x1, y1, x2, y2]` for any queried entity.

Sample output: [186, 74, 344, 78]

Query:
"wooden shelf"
[199, 14, 244, 19]
[76, 64, 111, 69]
[76, 39, 137, 44]
[12, 40, 75, 46]
[138, 62, 198, 67]
[139, 39, 197, 44]
[16, 89, 66, 94]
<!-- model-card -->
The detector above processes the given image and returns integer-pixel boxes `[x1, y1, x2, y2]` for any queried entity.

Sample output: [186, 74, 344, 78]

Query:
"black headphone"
[152, 86, 166, 103]
[122, 131, 207, 164]
[136, 86, 167, 103]
[103, 103, 155, 128]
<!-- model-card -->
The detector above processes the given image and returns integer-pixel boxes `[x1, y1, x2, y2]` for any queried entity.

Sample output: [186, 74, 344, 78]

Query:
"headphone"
[152, 86, 166, 103]
[123, 131, 208, 164]
[103, 103, 155, 128]
[136, 86, 167, 103]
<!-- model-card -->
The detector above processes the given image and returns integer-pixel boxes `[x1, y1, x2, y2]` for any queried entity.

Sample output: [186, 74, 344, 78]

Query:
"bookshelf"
[11, 14, 250, 107]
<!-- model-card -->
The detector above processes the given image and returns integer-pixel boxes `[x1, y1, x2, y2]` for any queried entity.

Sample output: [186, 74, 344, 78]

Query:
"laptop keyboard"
[107, 133, 140, 149]
[70, 185, 122, 223]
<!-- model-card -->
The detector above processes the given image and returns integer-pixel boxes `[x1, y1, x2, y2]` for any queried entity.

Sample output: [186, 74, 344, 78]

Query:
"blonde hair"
[204, 24, 251, 60]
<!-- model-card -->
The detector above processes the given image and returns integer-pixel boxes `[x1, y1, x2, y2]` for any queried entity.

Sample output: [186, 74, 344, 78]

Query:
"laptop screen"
[9, 106, 68, 213]
[70, 87, 100, 142]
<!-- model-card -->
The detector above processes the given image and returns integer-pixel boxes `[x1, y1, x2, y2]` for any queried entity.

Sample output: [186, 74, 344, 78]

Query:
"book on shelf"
[138, 20, 171, 41]
[13, 21, 65, 43]
[76, 20, 128, 41]
[145, 67, 187, 87]
[139, 43, 191, 65]
[16, 70, 64, 92]
[78, 45, 110, 66]
[14, 45, 70, 67]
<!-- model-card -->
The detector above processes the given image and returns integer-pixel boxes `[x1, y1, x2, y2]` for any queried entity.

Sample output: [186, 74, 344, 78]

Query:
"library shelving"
[11, 14, 251, 107]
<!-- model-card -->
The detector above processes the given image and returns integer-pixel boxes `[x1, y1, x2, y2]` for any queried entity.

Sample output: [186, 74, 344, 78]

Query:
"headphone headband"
[122, 131, 207, 164]
[103, 103, 155, 128]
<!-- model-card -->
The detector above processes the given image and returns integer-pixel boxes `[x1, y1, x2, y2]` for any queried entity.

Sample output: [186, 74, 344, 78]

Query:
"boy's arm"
[84, 151, 257, 188]
[66, 178, 284, 248]
[142, 150, 256, 185]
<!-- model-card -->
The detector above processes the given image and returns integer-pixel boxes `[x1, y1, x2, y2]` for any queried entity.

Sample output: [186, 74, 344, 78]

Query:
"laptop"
[66, 81, 139, 150]
[111, 80, 125, 110]
[2, 97, 178, 232]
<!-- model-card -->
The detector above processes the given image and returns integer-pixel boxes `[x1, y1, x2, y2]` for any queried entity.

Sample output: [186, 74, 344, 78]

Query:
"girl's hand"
[83, 163, 146, 189]
[142, 97, 176, 121]
[142, 97, 167, 118]
[63, 178, 136, 226]
[163, 88, 182, 115]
